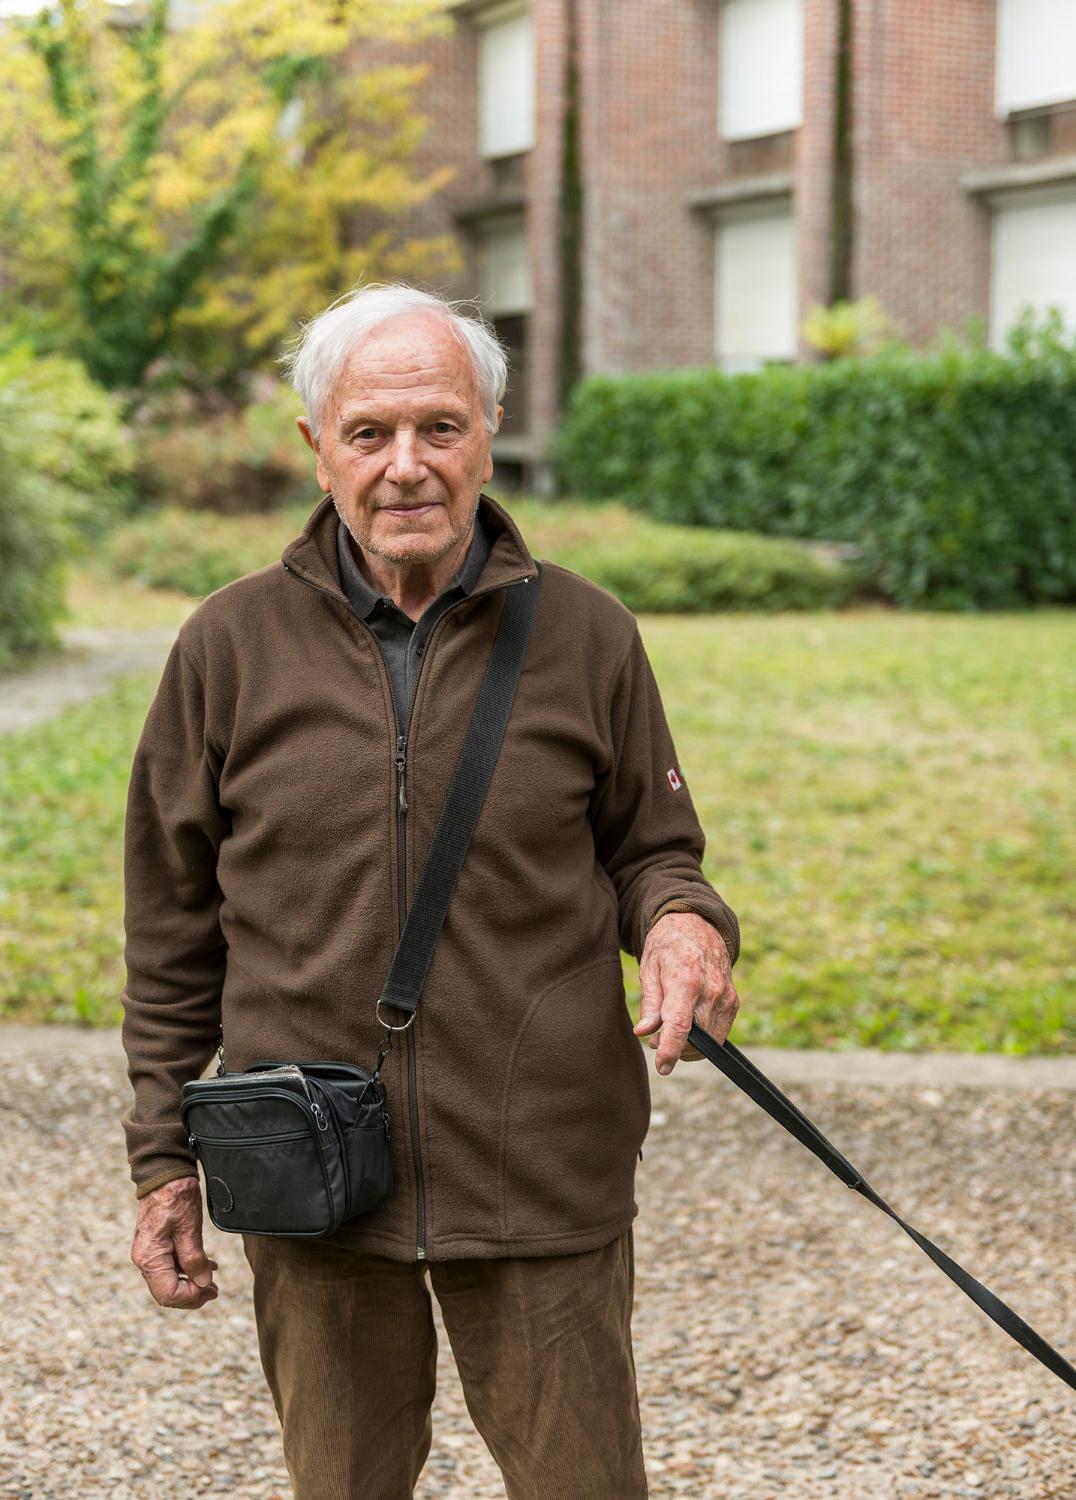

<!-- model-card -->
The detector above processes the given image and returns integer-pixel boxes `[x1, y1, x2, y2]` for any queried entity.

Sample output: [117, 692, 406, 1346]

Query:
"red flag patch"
[666, 765, 683, 791]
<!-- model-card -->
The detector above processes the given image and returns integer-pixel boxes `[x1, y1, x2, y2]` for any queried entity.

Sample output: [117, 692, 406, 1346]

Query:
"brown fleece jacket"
[120, 490, 740, 1261]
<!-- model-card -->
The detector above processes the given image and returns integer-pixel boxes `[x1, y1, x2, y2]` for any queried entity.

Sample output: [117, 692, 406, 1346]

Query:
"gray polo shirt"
[335, 508, 493, 733]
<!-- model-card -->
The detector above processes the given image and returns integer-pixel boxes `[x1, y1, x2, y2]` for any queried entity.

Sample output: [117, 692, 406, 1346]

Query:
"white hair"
[278, 282, 509, 440]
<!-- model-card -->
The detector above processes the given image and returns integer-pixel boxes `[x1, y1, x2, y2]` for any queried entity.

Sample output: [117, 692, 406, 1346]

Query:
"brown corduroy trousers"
[241, 1225, 650, 1500]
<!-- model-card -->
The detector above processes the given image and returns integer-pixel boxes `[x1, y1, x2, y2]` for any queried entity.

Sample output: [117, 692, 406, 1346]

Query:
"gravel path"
[2, 1029, 1074, 1500]
[0, 628, 176, 733]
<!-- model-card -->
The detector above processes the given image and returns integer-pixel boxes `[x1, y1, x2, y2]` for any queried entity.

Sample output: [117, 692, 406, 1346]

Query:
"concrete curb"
[7, 1022, 1076, 1090]
[645, 1041, 1076, 1090]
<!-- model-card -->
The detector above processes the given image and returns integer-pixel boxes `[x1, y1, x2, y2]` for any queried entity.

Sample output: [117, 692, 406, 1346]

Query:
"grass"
[1, 567, 1073, 1048]
[65, 556, 196, 633]
[632, 609, 1075, 1052]
[1, 672, 153, 1026]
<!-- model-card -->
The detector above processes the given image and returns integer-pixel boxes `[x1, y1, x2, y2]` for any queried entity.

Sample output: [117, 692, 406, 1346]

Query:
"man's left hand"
[633, 911, 740, 1075]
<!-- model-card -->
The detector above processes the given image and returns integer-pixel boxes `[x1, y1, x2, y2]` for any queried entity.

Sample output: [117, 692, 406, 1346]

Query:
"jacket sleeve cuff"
[134, 1164, 200, 1201]
[643, 895, 741, 965]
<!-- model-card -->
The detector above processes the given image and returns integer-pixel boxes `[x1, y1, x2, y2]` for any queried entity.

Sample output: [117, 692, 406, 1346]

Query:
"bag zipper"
[182, 1085, 330, 1135]
[282, 553, 532, 1262]
[306, 1076, 353, 1218]
[190, 1127, 310, 1149]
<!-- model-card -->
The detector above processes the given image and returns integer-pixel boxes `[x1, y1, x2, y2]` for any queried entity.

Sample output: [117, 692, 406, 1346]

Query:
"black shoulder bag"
[180, 566, 541, 1240]
[687, 1023, 1076, 1394]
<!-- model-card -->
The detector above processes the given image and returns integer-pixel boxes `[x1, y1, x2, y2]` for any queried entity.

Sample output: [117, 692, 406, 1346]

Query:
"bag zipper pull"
[311, 1099, 329, 1132]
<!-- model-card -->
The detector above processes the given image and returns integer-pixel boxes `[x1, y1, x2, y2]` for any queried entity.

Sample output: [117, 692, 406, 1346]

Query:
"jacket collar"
[281, 490, 538, 615]
[336, 506, 493, 619]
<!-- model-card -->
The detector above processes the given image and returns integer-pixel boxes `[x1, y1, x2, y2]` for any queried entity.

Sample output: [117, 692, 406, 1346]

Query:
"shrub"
[554, 320, 1076, 609]
[104, 503, 311, 597]
[129, 379, 312, 514]
[552, 526, 862, 612]
[104, 496, 865, 612]
[0, 345, 132, 666]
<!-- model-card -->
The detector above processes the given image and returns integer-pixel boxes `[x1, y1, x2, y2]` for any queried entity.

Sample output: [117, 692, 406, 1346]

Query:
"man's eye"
[431, 422, 455, 434]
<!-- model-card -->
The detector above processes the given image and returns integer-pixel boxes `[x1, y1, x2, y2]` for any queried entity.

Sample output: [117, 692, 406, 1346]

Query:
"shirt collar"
[336, 505, 493, 621]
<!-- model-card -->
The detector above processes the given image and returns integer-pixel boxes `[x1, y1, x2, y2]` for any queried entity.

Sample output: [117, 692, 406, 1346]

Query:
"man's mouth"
[381, 502, 439, 517]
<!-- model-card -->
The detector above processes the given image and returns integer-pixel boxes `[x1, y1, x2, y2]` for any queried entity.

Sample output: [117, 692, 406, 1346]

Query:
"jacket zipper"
[394, 724, 428, 1258]
[282, 556, 532, 1261]
[392, 601, 468, 1261]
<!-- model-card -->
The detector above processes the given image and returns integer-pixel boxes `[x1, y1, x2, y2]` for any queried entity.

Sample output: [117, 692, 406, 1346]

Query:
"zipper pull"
[395, 733, 408, 815]
[311, 1100, 329, 1132]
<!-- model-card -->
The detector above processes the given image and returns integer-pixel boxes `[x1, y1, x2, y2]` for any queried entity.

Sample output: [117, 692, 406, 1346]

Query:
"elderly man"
[122, 283, 741, 1500]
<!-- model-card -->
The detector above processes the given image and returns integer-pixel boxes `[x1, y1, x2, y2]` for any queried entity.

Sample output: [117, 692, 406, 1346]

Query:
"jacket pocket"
[498, 954, 650, 1243]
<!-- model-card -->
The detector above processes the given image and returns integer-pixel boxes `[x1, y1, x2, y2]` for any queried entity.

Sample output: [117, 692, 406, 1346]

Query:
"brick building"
[371, 0, 1076, 486]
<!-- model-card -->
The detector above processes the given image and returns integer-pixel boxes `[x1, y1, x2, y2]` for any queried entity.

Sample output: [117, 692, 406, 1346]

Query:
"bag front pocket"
[193, 1130, 335, 1237]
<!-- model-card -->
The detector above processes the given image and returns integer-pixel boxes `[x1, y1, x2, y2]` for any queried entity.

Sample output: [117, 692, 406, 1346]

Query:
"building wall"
[850, 0, 1006, 345]
[340, 21, 483, 248]
[578, 0, 719, 377]
[797, 0, 841, 327]
[342, 0, 1075, 475]
[528, 0, 569, 444]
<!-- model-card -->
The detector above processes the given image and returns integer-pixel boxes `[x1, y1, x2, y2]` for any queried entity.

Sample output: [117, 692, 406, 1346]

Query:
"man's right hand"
[131, 1175, 219, 1310]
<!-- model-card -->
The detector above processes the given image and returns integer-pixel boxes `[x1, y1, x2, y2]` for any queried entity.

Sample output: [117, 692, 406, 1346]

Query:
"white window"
[996, 0, 1076, 115]
[477, 2, 535, 159]
[476, 216, 532, 316]
[718, 0, 804, 141]
[0, 0, 211, 21]
[0, 0, 55, 15]
[161, 0, 220, 29]
[989, 183, 1076, 347]
[714, 200, 798, 369]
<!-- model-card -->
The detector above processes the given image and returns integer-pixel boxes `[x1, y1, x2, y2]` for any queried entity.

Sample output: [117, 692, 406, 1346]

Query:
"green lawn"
[1, 595, 1073, 1050]
[639, 609, 1074, 1052]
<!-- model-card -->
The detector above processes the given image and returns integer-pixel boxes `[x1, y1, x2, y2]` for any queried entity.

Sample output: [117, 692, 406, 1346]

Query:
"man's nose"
[385, 429, 428, 486]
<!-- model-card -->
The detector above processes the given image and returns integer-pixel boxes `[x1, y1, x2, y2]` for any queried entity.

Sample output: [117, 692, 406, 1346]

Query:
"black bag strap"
[377, 564, 542, 1022]
[687, 1022, 1076, 1393]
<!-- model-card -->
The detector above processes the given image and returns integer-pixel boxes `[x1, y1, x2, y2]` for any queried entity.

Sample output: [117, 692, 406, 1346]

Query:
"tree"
[0, 0, 459, 402]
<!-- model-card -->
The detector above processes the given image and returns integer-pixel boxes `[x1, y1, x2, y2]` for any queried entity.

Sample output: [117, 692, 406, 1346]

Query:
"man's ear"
[297, 416, 332, 493]
[480, 405, 504, 485]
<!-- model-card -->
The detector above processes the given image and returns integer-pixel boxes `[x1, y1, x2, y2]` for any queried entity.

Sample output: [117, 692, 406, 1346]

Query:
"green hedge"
[0, 345, 132, 667]
[555, 333, 1076, 609]
[555, 525, 861, 612]
[104, 498, 865, 612]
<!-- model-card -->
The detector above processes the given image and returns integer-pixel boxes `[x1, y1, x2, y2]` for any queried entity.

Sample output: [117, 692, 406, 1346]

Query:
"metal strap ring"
[376, 999, 416, 1031]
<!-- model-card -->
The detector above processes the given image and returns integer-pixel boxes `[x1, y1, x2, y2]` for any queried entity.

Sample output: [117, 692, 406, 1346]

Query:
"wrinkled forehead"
[328, 311, 481, 419]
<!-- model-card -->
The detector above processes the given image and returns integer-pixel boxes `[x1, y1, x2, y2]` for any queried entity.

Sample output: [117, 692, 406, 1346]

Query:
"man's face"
[297, 310, 501, 569]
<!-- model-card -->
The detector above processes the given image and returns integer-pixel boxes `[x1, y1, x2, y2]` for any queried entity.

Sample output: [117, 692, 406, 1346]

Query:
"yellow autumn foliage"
[0, 0, 460, 387]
